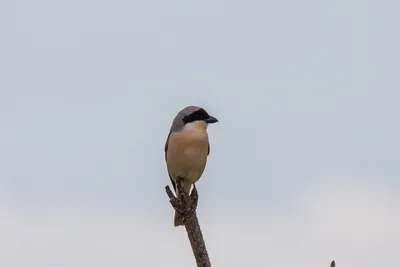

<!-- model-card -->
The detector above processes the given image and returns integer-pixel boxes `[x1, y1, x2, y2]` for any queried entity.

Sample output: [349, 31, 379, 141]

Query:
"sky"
[0, 0, 399, 266]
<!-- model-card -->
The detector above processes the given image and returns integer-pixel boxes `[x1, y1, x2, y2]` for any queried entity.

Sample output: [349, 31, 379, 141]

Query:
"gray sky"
[1, 0, 399, 266]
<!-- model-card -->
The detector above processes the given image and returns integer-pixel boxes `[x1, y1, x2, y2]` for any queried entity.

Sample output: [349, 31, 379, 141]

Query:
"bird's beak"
[205, 116, 218, 123]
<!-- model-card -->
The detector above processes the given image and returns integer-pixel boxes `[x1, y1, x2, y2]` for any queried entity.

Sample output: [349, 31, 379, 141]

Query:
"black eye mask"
[183, 108, 210, 124]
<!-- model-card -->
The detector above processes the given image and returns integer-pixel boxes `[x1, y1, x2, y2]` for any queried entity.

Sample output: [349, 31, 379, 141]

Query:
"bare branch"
[167, 178, 334, 267]
[165, 178, 211, 267]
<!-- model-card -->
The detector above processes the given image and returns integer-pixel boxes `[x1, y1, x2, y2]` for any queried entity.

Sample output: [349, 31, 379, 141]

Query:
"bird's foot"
[165, 177, 198, 225]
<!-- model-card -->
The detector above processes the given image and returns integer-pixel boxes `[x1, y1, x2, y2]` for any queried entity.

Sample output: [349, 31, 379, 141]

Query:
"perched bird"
[165, 106, 218, 226]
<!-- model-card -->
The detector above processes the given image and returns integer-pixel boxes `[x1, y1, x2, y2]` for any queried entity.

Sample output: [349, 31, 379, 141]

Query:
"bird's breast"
[166, 131, 209, 183]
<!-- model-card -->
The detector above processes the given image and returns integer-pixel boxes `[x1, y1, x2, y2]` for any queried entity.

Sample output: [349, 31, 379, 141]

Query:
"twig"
[165, 178, 211, 267]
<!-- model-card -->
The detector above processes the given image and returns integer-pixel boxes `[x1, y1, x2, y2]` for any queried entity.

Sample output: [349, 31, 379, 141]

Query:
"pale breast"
[166, 131, 209, 184]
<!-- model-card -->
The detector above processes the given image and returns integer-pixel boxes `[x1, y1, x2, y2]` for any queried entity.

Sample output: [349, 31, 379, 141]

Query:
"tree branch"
[166, 179, 334, 267]
[165, 178, 211, 267]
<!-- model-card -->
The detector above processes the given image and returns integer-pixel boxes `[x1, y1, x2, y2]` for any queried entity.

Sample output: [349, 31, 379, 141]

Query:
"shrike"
[165, 106, 218, 226]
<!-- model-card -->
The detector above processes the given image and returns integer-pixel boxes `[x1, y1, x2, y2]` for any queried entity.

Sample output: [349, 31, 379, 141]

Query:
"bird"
[164, 106, 218, 226]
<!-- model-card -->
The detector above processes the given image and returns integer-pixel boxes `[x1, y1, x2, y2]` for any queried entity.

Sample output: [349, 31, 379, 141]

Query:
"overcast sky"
[1, 0, 399, 266]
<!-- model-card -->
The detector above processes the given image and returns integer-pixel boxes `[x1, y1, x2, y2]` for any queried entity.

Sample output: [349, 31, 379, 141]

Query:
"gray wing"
[164, 131, 171, 162]
[164, 132, 176, 192]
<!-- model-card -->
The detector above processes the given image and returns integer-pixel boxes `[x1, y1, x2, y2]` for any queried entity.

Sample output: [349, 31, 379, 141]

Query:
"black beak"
[205, 116, 218, 124]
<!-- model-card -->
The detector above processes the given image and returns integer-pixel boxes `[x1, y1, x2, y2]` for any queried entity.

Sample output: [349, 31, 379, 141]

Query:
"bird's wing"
[164, 131, 176, 192]
[164, 131, 171, 162]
